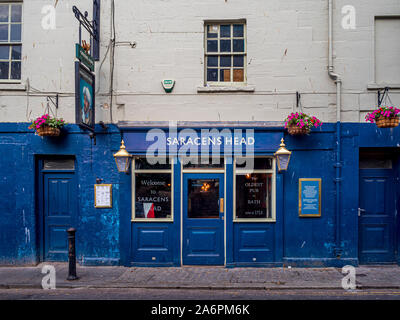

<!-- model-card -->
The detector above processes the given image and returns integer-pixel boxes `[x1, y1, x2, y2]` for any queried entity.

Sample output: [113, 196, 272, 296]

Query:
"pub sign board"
[299, 178, 321, 217]
[76, 43, 94, 72]
[75, 61, 95, 131]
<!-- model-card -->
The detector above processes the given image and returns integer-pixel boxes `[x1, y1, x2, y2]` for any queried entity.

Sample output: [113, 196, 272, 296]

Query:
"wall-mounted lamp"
[274, 138, 292, 172]
[113, 140, 132, 173]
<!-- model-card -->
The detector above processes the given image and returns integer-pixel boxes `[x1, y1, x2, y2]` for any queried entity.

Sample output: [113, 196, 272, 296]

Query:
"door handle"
[358, 208, 365, 216]
[220, 198, 224, 213]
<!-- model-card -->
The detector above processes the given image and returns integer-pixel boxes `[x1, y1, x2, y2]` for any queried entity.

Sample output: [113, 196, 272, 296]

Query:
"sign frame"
[299, 178, 321, 217]
[94, 184, 113, 208]
[75, 61, 95, 132]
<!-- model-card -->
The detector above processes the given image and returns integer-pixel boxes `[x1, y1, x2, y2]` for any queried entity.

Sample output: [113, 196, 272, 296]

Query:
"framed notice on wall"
[95, 184, 112, 208]
[299, 178, 321, 217]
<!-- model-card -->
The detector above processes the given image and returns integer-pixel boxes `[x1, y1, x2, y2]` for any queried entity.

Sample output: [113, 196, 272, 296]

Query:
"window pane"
[220, 55, 231, 67]
[233, 69, 244, 82]
[11, 45, 21, 60]
[11, 5, 22, 23]
[236, 157, 273, 170]
[43, 159, 75, 170]
[135, 157, 171, 170]
[233, 24, 244, 37]
[236, 173, 271, 219]
[220, 24, 230, 37]
[10, 61, 21, 79]
[233, 55, 244, 67]
[183, 156, 224, 169]
[188, 179, 219, 218]
[207, 40, 217, 52]
[0, 5, 8, 23]
[206, 25, 218, 38]
[0, 61, 9, 79]
[233, 39, 244, 52]
[220, 39, 231, 52]
[0, 45, 9, 59]
[0, 24, 8, 42]
[135, 173, 171, 219]
[207, 55, 218, 67]
[207, 68, 218, 81]
[220, 69, 231, 82]
[10, 24, 21, 42]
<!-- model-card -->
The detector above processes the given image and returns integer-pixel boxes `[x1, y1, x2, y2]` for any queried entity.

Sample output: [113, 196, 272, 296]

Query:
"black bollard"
[67, 228, 79, 280]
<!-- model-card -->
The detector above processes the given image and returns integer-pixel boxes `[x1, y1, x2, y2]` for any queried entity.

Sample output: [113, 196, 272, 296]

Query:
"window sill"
[367, 83, 400, 90]
[233, 219, 276, 223]
[197, 86, 255, 93]
[131, 219, 174, 223]
[0, 82, 26, 91]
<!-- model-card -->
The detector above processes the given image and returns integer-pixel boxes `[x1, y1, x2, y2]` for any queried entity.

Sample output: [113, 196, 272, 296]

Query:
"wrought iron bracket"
[296, 91, 301, 109]
[378, 87, 389, 107]
[72, 0, 100, 60]
[46, 94, 58, 109]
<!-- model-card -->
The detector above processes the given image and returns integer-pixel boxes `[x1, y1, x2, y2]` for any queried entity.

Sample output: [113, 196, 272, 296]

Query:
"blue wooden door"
[359, 169, 396, 264]
[42, 172, 76, 261]
[183, 173, 224, 265]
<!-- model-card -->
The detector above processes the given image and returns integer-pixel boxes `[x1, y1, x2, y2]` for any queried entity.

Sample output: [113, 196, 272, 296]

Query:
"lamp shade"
[274, 138, 292, 171]
[113, 140, 132, 173]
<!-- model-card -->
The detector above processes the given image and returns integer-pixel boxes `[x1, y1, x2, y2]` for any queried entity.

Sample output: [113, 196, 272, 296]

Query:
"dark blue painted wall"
[0, 123, 122, 265]
[1, 122, 399, 267]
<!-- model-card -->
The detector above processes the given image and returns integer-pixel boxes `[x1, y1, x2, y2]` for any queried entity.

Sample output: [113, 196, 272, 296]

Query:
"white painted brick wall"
[0, 0, 399, 124]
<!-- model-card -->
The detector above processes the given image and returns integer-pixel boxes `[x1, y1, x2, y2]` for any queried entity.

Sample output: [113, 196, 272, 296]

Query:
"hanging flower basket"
[29, 114, 66, 137]
[36, 126, 61, 137]
[284, 112, 322, 136]
[365, 106, 400, 129]
[376, 116, 400, 128]
[287, 125, 310, 135]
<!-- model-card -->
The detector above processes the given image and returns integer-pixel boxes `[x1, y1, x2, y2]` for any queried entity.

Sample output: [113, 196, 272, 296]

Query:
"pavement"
[1, 263, 400, 290]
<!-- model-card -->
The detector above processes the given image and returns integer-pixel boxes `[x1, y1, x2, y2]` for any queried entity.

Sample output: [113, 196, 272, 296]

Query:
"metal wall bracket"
[296, 91, 301, 109]
[89, 132, 96, 145]
[333, 162, 343, 168]
[334, 247, 343, 258]
[378, 87, 389, 107]
[46, 94, 58, 109]
[72, 0, 100, 61]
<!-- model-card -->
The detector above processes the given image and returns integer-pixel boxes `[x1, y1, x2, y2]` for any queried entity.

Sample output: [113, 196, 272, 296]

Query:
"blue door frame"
[359, 169, 396, 264]
[182, 173, 225, 265]
[37, 159, 77, 262]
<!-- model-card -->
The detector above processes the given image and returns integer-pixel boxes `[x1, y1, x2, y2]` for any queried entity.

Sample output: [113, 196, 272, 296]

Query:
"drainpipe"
[328, 0, 343, 259]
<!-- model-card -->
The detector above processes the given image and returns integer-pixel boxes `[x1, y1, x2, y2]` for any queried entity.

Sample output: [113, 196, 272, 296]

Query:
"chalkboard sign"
[299, 178, 321, 217]
[134, 173, 172, 219]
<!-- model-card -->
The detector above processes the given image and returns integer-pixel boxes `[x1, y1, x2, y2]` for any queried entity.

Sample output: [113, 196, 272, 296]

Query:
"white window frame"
[233, 156, 276, 222]
[0, 1, 22, 83]
[131, 157, 174, 222]
[204, 20, 247, 86]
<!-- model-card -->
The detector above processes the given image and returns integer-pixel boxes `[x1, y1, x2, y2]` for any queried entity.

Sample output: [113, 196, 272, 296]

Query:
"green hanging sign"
[75, 43, 94, 72]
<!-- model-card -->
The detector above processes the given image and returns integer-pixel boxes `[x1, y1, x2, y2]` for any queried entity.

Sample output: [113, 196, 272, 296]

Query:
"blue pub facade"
[1, 121, 399, 267]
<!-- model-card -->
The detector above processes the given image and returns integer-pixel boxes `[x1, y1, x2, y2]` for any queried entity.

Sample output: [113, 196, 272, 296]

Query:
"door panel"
[43, 172, 76, 261]
[183, 174, 224, 265]
[359, 169, 395, 264]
